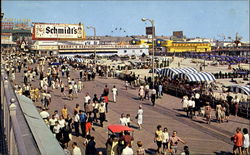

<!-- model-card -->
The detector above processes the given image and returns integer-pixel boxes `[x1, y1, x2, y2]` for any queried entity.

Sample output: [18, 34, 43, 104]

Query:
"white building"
[58, 44, 149, 56]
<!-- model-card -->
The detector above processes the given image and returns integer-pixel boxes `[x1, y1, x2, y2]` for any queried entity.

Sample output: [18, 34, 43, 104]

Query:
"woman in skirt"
[60, 82, 66, 97]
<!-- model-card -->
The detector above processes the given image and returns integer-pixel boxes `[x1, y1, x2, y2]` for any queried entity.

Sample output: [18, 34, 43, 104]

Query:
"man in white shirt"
[40, 108, 50, 119]
[187, 98, 195, 119]
[144, 84, 150, 100]
[72, 142, 82, 155]
[84, 93, 91, 105]
[112, 85, 118, 103]
[121, 143, 133, 155]
[49, 114, 57, 132]
[120, 113, 127, 126]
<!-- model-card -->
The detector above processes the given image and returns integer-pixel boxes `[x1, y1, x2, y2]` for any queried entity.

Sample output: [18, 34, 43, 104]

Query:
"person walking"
[151, 89, 156, 106]
[136, 141, 145, 155]
[99, 101, 106, 127]
[126, 114, 131, 127]
[138, 86, 144, 101]
[112, 85, 118, 103]
[144, 84, 150, 100]
[120, 113, 127, 126]
[158, 83, 163, 98]
[232, 127, 243, 155]
[61, 105, 68, 120]
[72, 142, 82, 155]
[162, 127, 170, 154]
[182, 95, 188, 112]
[79, 110, 87, 138]
[216, 103, 222, 123]
[85, 100, 93, 117]
[233, 96, 240, 116]
[136, 105, 143, 130]
[84, 93, 91, 107]
[60, 82, 66, 97]
[92, 102, 99, 123]
[169, 131, 186, 155]
[103, 85, 109, 96]
[86, 136, 97, 155]
[125, 81, 129, 90]
[243, 128, 249, 155]
[121, 143, 133, 155]
[155, 125, 163, 154]
[205, 102, 212, 124]
[73, 111, 80, 137]
[68, 82, 73, 100]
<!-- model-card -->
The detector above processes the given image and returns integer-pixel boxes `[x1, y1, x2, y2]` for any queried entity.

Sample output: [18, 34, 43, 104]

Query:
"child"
[125, 81, 129, 90]
[126, 114, 131, 127]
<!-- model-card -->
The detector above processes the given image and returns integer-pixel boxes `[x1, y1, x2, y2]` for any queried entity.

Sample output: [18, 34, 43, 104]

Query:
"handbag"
[135, 115, 138, 119]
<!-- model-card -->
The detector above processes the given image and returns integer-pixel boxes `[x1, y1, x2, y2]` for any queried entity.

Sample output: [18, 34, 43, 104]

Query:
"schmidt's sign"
[32, 23, 86, 40]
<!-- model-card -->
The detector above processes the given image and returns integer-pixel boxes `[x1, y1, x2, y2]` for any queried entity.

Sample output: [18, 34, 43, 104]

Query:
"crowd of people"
[2, 48, 249, 155]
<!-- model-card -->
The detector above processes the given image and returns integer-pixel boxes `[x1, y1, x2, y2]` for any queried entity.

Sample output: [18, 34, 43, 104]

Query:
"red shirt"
[86, 122, 92, 133]
[104, 96, 109, 103]
[234, 132, 243, 147]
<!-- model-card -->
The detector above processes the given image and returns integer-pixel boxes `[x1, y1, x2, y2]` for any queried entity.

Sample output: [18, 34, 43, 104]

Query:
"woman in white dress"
[137, 105, 143, 130]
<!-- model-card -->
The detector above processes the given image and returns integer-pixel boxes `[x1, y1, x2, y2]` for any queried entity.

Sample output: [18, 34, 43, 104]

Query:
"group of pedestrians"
[154, 125, 187, 155]
[106, 131, 146, 155]
[231, 127, 249, 155]
[181, 92, 239, 125]
[137, 83, 163, 106]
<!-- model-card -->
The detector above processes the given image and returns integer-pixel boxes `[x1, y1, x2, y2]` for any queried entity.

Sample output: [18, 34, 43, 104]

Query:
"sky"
[2, 0, 250, 41]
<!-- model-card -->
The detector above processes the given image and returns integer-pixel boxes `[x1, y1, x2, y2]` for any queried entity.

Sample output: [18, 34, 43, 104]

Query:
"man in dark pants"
[73, 111, 80, 137]
[151, 89, 156, 106]
[79, 110, 87, 137]
[86, 136, 97, 155]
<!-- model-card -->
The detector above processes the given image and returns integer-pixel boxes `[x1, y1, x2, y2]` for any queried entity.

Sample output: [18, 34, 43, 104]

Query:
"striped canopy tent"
[58, 55, 67, 58]
[75, 58, 84, 63]
[64, 56, 73, 60]
[160, 67, 198, 79]
[228, 85, 250, 95]
[177, 72, 216, 82]
[149, 68, 162, 74]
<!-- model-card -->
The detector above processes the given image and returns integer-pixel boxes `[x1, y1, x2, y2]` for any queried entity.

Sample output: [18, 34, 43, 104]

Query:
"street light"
[87, 26, 97, 71]
[141, 17, 155, 88]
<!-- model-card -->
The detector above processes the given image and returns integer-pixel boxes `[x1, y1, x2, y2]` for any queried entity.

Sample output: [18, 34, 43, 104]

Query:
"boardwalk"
[13, 63, 250, 155]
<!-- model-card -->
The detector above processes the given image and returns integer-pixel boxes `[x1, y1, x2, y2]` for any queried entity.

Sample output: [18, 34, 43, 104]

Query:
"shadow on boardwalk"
[214, 151, 233, 155]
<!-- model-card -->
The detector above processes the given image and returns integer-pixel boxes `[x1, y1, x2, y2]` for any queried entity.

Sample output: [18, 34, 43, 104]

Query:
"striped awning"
[178, 72, 216, 82]
[229, 85, 250, 95]
[75, 58, 84, 63]
[149, 68, 162, 74]
[160, 67, 197, 79]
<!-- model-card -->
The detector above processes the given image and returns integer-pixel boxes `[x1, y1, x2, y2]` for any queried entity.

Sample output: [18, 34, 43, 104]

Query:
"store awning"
[228, 85, 250, 95]
[160, 67, 197, 79]
[149, 68, 162, 74]
[178, 72, 216, 82]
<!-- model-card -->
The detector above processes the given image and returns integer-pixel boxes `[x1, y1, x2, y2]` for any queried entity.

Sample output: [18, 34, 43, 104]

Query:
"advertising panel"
[146, 26, 155, 35]
[1, 18, 32, 30]
[32, 23, 86, 40]
[173, 31, 183, 38]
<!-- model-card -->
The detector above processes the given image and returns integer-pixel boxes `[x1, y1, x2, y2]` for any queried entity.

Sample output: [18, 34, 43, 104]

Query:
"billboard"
[146, 26, 155, 36]
[1, 18, 32, 30]
[173, 31, 183, 38]
[32, 23, 86, 40]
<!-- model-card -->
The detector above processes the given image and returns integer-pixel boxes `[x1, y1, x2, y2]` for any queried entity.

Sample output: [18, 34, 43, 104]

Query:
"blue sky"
[2, 1, 250, 41]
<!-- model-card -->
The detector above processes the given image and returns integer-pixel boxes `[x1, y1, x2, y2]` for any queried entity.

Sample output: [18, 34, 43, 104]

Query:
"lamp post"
[141, 17, 155, 88]
[87, 26, 97, 70]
